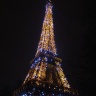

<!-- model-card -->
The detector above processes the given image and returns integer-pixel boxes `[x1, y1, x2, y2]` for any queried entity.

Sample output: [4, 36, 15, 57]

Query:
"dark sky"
[1, 0, 95, 96]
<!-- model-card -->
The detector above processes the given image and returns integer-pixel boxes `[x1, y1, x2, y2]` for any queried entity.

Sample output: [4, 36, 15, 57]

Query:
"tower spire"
[36, 0, 56, 55]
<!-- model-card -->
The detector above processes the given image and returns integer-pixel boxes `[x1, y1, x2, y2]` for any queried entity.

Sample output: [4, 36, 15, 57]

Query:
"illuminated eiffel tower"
[14, 0, 78, 96]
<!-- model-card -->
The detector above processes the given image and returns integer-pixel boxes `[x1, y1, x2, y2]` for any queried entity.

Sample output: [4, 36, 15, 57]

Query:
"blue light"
[45, 57, 48, 61]
[41, 91, 44, 95]
[22, 94, 27, 96]
[35, 60, 38, 63]
[31, 65, 34, 68]
[33, 88, 35, 90]
[40, 48, 42, 52]
[52, 93, 54, 95]
[38, 57, 41, 61]
[28, 92, 32, 95]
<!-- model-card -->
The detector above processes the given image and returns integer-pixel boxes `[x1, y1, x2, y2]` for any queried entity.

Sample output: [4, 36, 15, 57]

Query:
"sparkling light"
[36, 2, 57, 55]
[22, 1, 73, 95]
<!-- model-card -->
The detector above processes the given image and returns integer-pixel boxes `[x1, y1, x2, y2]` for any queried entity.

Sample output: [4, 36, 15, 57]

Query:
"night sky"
[1, 0, 95, 96]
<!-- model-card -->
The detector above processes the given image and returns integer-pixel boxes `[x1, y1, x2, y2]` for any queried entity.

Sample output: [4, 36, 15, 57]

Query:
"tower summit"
[36, 0, 56, 55]
[14, 1, 78, 96]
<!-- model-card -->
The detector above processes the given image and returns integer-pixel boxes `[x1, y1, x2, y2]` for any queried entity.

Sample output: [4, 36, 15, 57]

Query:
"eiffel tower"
[14, 0, 78, 96]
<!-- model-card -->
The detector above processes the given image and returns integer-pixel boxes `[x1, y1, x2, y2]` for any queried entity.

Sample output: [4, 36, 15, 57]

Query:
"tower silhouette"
[14, 1, 78, 96]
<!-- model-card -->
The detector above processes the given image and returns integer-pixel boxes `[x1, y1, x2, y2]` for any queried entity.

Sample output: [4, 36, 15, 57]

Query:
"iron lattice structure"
[14, 1, 78, 96]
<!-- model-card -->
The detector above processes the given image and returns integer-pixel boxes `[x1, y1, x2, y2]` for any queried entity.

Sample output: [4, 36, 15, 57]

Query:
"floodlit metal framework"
[36, 2, 56, 55]
[14, 1, 78, 96]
